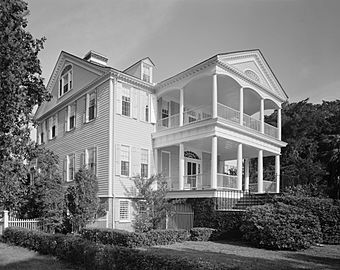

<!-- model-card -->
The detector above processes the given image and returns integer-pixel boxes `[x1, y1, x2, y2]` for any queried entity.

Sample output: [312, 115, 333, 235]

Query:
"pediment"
[217, 50, 287, 101]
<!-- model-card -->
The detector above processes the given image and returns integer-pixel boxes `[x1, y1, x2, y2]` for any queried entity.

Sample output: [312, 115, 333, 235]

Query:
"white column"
[244, 158, 250, 191]
[260, 98, 264, 133]
[277, 108, 282, 140]
[258, 150, 263, 193]
[153, 148, 158, 175]
[211, 136, 218, 189]
[212, 73, 218, 118]
[239, 87, 244, 125]
[237, 144, 243, 190]
[179, 88, 184, 126]
[275, 155, 280, 193]
[179, 143, 185, 190]
[3, 210, 9, 229]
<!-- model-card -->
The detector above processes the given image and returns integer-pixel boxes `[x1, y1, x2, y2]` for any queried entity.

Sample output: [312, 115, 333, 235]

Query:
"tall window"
[59, 65, 73, 97]
[40, 121, 45, 144]
[88, 147, 97, 175]
[145, 105, 149, 122]
[141, 149, 148, 178]
[68, 103, 76, 130]
[122, 96, 130, 117]
[142, 64, 151, 83]
[67, 154, 75, 181]
[121, 145, 130, 176]
[49, 115, 57, 139]
[119, 200, 129, 221]
[88, 92, 96, 121]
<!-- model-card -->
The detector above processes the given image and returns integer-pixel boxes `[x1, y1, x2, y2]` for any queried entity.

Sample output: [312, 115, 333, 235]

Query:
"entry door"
[186, 160, 200, 188]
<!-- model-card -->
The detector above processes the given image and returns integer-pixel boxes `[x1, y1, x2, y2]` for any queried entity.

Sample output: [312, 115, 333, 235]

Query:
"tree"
[20, 147, 64, 232]
[133, 175, 174, 232]
[0, 0, 50, 210]
[65, 168, 100, 232]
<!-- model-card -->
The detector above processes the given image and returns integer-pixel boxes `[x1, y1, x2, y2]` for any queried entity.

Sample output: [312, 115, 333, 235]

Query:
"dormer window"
[59, 65, 73, 97]
[142, 63, 151, 83]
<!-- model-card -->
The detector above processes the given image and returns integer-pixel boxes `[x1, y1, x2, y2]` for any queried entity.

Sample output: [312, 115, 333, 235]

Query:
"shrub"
[271, 195, 340, 244]
[3, 227, 234, 270]
[81, 228, 189, 247]
[240, 202, 322, 250]
[190, 227, 216, 241]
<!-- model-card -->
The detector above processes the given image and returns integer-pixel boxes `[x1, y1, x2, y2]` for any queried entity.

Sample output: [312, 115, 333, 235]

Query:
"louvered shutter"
[131, 147, 139, 176]
[132, 88, 138, 119]
[55, 113, 58, 137]
[63, 157, 67, 182]
[94, 89, 97, 118]
[64, 107, 68, 132]
[116, 84, 122, 115]
[115, 144, 121, 175]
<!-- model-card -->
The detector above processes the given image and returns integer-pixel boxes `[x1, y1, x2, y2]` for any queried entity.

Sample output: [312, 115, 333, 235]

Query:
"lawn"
[0, 243, 81, 270]
[150, 240, 340, 270]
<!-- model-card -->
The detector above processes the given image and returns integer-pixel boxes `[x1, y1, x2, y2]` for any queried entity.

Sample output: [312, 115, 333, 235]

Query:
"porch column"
[258, 149, 263, 193]
[211, 136, 218, 189]
[153, 148, 158, 175]
[277, 108, 282, 140]
[260, 98, 264, 133]
[179, 143, 185, 190]
[179, 88, 184, 126]
[237, 143, 243, 190]
[275, 155, 280, 193]
[244, 158, 250, 191]
[239, 87, 244, 125]
[212, 73, 218, 118]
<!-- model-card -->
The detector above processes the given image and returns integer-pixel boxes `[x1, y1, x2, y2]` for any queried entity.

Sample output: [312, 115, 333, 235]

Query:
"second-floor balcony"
[156, 103, 278, 139]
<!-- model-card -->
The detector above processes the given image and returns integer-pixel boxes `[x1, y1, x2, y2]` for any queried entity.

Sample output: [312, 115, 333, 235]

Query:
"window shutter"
[132, 88, 138, 119]
[55, 113, 58, 137]
[150, 95, 157, 123]
[115, 144, 121, 175]
[63, 157, 67, 181]
[147, 149, 151, 178]
[80, 152, 84, 168]
[116, 84, 122, 115]
[85, 94, 89, 123]
[131, 147, 139, 176]
[64, 107, 68, 132]
[94, 89, 98, 118]
[74, 101, 77, 128]
[45, 119, 50, 141]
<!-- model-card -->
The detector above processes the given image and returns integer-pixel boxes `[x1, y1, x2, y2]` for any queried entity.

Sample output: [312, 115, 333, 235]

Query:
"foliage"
[3, 227, 232, 270]
[262, 99, 340, 199]
[133, 175, 174, 232]
[190, 227, 216, 241]
[240, 202, 322, 250]
[17, 146, 64, 232]
[81, 227, 189, 248]
[65, 168, 99, 232]
[270, 194, 340, 244]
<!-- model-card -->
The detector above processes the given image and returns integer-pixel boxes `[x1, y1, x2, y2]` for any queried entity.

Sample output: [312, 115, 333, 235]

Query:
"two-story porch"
[152, 50, 288, 199]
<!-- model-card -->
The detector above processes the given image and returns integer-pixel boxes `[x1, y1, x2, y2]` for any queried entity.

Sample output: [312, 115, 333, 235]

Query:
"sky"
[26, 0, 340, 104]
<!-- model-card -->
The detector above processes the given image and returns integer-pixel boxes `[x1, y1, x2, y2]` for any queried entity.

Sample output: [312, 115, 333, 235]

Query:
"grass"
[150, 240, 340, 270]
[0, 242, 81, 270]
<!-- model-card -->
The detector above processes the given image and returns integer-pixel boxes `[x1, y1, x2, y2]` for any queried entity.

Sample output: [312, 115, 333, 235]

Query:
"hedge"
[240, 202, 322, 250]
[190, 227, 216, 241]
[81, 228, 190, 248]
[270, 195, 340, 244]
[2, 227, 235, 270]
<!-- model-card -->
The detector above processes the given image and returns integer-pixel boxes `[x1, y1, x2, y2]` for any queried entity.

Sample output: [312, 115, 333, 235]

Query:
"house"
[35, 49, 288, 231]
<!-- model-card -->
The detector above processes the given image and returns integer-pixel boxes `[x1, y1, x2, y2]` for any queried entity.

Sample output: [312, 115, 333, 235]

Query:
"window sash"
[121, 161, 129, 176]
[122, 96, 131, 116]
[119, 201, 129, 220]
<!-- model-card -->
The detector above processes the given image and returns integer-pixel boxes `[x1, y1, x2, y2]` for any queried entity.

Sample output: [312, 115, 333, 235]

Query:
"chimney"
[83, 50, 108, 66]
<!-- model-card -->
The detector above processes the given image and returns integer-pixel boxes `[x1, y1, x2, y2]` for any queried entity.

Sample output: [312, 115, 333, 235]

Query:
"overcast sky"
[27, 0, 340, 104]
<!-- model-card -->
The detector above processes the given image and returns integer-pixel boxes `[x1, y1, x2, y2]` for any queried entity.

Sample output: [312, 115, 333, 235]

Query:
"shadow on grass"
[149, 245, 340, 270]
[0, 257, 80, 270]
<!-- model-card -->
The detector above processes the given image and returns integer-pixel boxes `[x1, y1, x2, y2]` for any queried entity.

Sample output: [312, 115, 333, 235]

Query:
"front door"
[186, 160, 200, 189]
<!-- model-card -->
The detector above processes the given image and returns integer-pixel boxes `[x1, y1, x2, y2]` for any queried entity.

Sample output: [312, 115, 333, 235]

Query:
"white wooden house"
[35, 49, 288, 230]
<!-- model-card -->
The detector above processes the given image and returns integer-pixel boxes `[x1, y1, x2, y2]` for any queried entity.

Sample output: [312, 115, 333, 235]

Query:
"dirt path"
[0, 243, 80, 270]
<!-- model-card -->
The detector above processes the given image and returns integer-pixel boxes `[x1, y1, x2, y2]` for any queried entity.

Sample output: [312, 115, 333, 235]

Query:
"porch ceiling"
[185, 137, 276, 160]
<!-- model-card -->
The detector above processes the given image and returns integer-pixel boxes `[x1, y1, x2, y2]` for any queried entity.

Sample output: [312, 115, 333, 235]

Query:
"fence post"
[3, 210, 9, 229]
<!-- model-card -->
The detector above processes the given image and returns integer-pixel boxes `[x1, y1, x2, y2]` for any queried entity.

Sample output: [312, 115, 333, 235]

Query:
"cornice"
[112, 70, 155, 92]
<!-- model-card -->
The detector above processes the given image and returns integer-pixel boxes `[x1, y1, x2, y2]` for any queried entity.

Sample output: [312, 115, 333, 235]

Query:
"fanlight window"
[184, 151, 200, 160]
[244, 69, 260, 83]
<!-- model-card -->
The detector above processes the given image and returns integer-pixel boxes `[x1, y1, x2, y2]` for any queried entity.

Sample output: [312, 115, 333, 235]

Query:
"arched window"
[59, 65, 73, 97]
[184, 151, 200, 160]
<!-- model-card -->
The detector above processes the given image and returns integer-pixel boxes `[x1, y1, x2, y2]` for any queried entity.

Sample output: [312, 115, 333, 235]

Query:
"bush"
[240, 202, 322, 250]
[190, 227, 216, 241]
[81, 228, 189, 247]
[3, 227, 234, 270]
[271, 195, 340, 244]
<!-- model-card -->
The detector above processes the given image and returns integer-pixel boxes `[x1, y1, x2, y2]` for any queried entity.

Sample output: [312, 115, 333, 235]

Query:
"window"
[145, 105, 149, 122]
[120, 145, 130, 176]
[40, 121, 45, 144]
[88, 147, 97, 175]
[141, 149, 148, 178]
[65, 103, 76, 131]
[119, 200, 130, 221]
[161, 100, 169, 127]
[88, 92, 96, 121]
[67, 154, 75, 182]
[59, 65, 73, 97]
[122, 96, 131, 117]
[49, 115, 57, 139]
[142, 64, 151, 83]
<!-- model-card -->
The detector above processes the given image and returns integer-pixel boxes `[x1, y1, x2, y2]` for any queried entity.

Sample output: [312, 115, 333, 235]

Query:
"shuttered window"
[88, 147, 97, 175]
[141, 149, 148, 178]
[119, 200, 130, 221]
[120, 145, 130, 176]
[67, 154, 75, 181]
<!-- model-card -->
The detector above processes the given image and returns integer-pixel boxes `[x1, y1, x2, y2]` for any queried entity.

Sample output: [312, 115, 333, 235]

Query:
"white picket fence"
[0, 210, 42, 235]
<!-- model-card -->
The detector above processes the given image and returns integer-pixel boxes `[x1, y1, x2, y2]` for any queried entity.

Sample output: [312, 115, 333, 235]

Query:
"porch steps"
[232, 193, 274, 210]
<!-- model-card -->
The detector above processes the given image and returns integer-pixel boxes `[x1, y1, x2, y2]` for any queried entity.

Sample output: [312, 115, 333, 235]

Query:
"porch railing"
[217, 103, 240, 123]
[184, 174, 203, 190]
[217, 174, 238, 189]
[264, 123, 278, 138]
[183, 106, 212, 125]
[157, 114, 180, 130]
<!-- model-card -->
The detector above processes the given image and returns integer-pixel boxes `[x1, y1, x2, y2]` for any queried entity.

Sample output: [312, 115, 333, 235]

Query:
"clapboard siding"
[113, 81, 155, 197]
[43, 80, 110, 196]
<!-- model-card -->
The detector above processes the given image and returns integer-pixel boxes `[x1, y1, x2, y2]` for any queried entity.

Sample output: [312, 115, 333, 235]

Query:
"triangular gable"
[218, 50, 288, 101]
[35, 51, 107, 120]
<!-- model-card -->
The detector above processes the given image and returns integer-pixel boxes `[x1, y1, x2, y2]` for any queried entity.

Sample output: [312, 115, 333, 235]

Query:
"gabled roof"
[123, 57, 155, 73]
